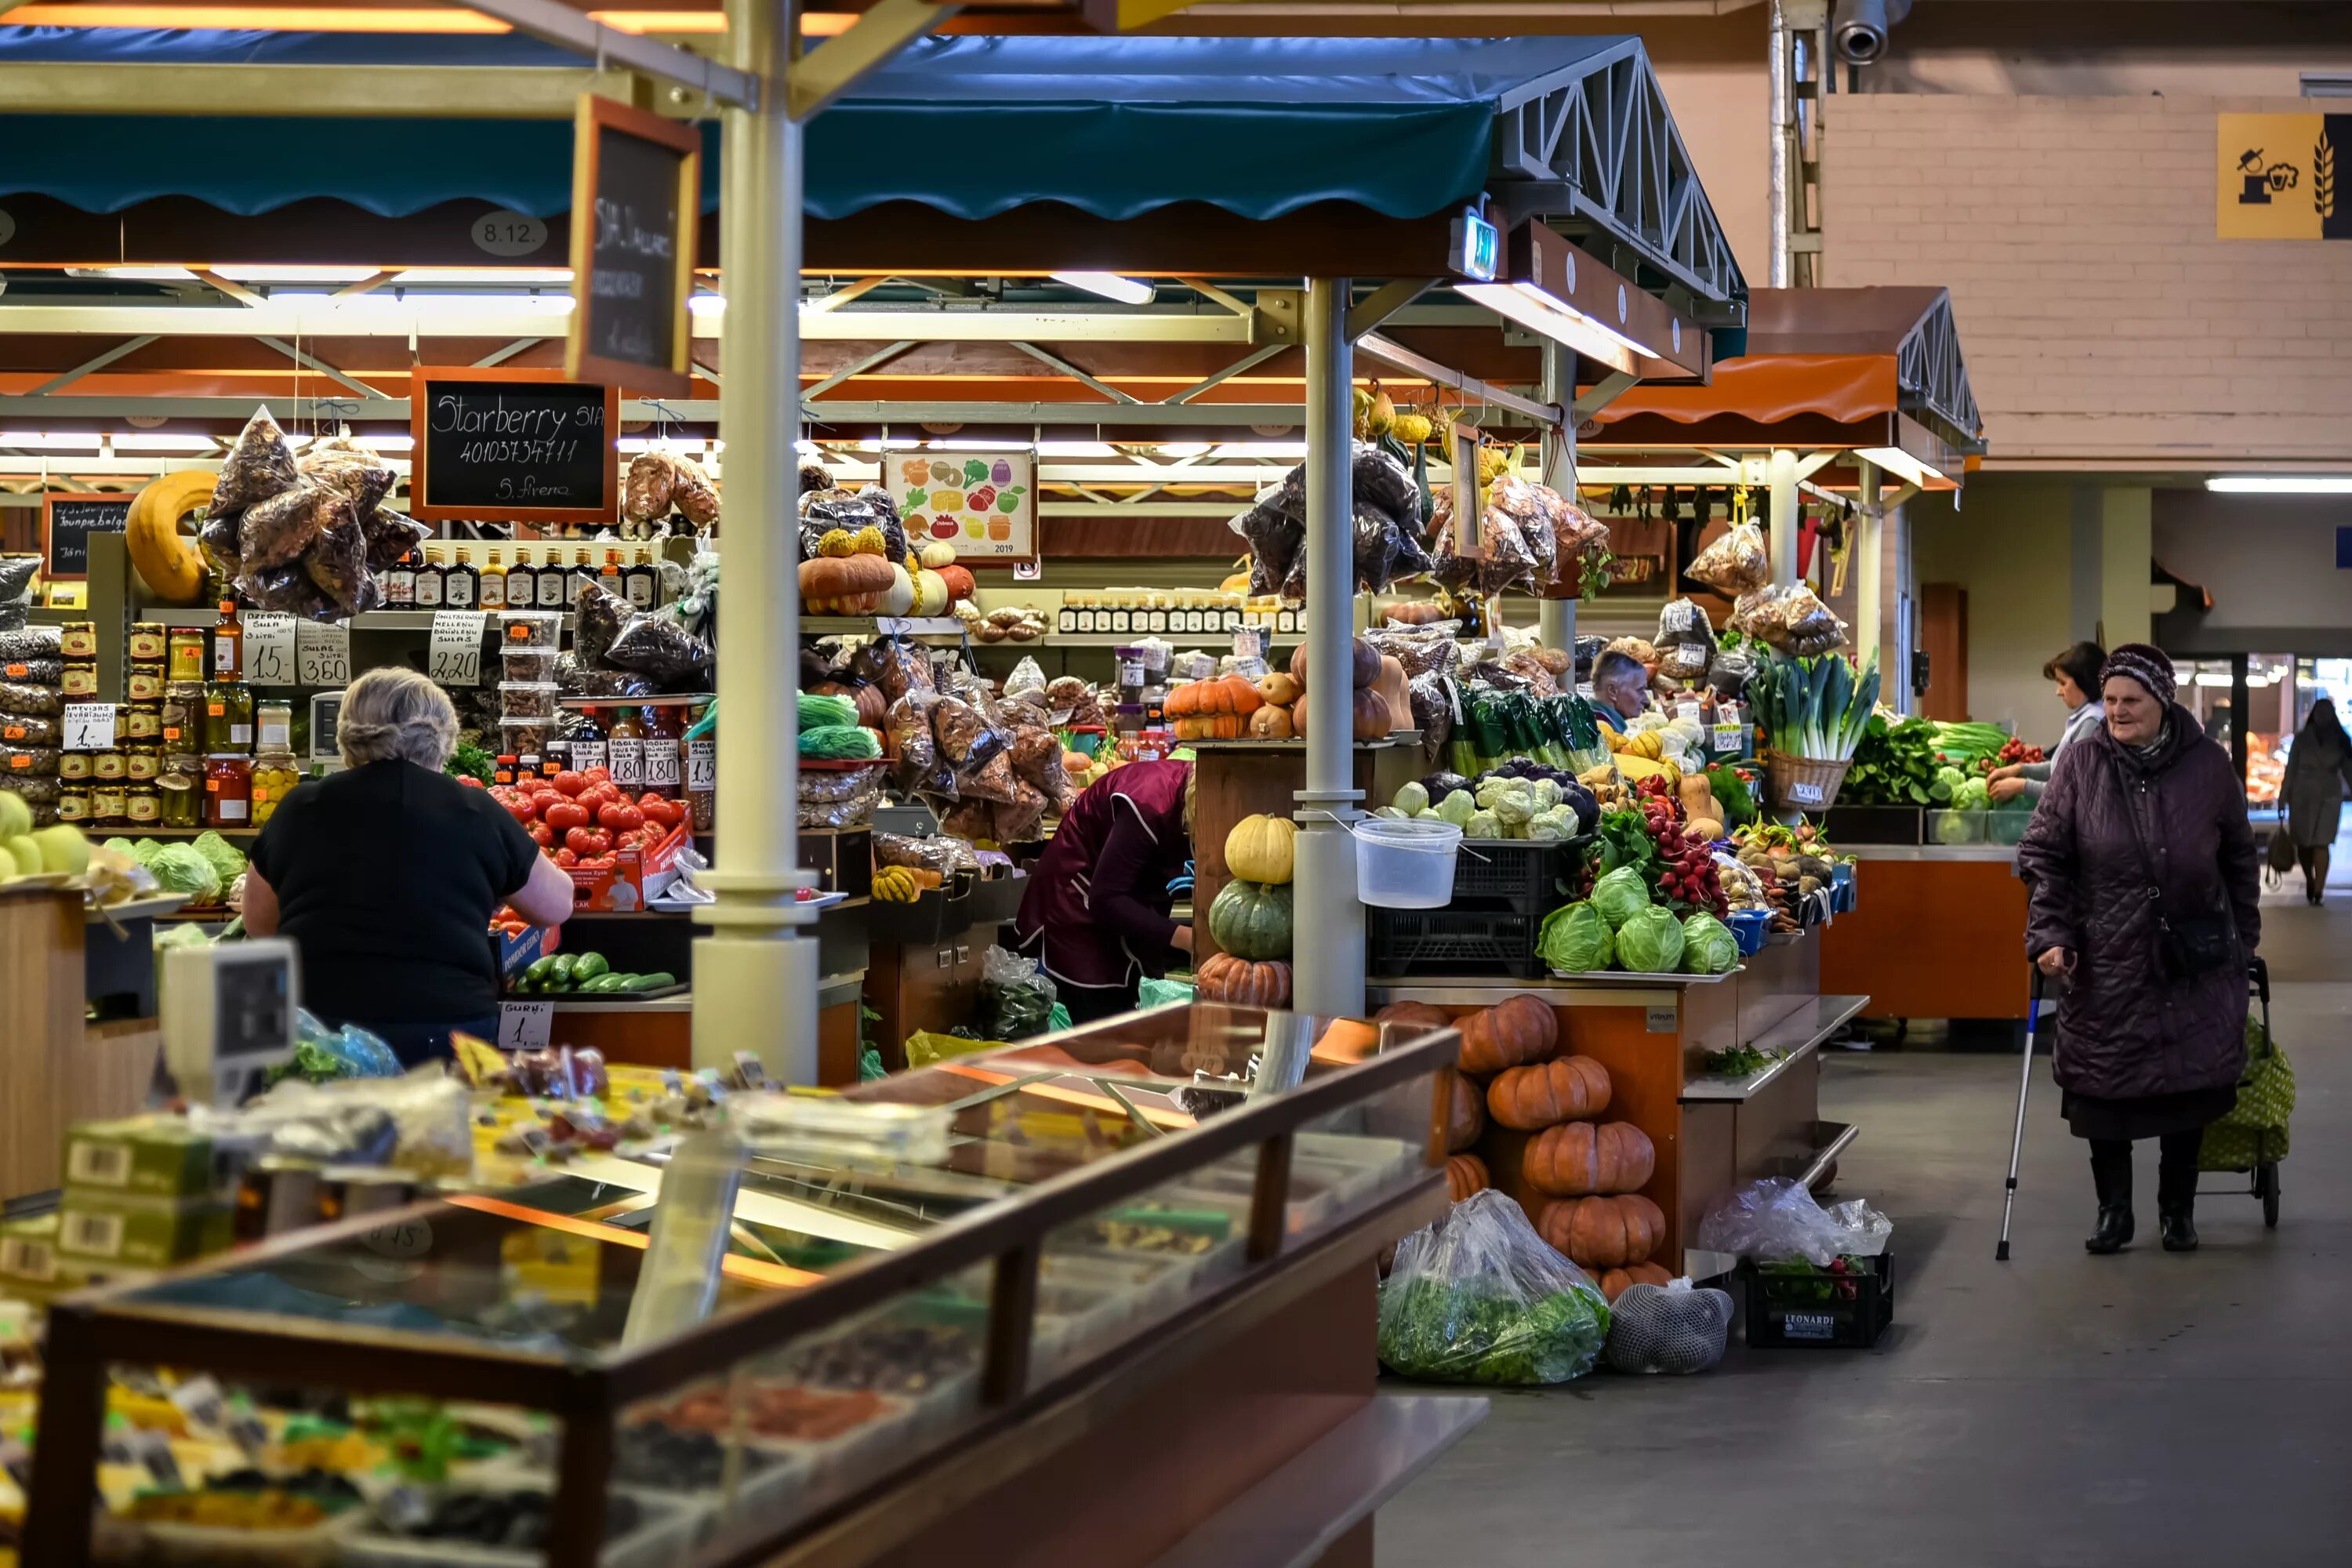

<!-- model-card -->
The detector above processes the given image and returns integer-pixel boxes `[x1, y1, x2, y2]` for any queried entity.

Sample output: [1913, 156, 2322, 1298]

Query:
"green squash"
[1207, 878, 1293, 961]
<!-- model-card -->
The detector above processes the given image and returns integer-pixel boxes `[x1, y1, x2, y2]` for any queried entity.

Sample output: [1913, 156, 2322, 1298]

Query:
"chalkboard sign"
[566, 94, 699, 399]
[408, 368, 619, 526]
[42, 493, 134, 582]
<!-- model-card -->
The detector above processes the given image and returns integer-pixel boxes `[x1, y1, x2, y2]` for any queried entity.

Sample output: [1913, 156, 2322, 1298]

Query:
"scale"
[161, 939, 299, 1106]
[309, 689, 345, 773]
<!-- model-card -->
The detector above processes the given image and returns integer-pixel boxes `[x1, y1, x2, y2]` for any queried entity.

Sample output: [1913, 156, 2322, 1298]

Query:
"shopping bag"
[2201, 1015, 2295, 1170]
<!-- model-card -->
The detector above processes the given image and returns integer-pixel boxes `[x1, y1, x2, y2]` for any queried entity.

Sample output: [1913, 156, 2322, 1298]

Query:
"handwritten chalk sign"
[41, 494, 133, 582]
[410, 368, 617, 526]
[566, 94, 699, 399]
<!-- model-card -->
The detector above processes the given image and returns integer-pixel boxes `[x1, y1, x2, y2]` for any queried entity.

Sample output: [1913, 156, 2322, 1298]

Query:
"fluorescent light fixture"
[389, 268, 573, 286]
[1049, 271, 1155, 307]
[1035, 441, 1118, 458]
[1457, 281, 1648, 375]
[2194, 672, 2233, 688]
[68, 266, 196, 281]
[1855, 445, 1949, 488]
[1208, 441, 1308, 460]
[354, 436, 414, 452]
[687, 294, 726, 316]
[111, 434, 216, 452]
[209, 264, 378, 283]
[2205, 475, 2352, 494]
[1156, 442, 1210, 459]
[267, 291, 573, 314]
[0, 432, 102, 450]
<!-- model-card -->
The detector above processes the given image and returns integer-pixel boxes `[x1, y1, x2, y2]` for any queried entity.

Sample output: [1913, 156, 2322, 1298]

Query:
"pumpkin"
[1485, 1055, 1613, 1130]
[1249, 705, 1294, 740]
[1173, 714, 1243, 741]
[1446, 1152, 1490, 1203]
[1291, 686, 1392, 742]
[1523, 1120, 1656, 1197]
[1195, 952, 1291, 1007]
[936, 564, 975, 603]
[1166, 675, 1262, 720]
[1537, 1193, 1666, 1269]
[910, 568, 953, 615]
[1372, 655, 1412, 737]
[1312, 1019, 1380, 1063]
[1206, 878, 1292, 961]
[1062, 749, 1093, 774]
[1225, 814, 1296, 885]
[1443, 1071, 1485, 1152]
[1456, 994, 1557, 1075]
[1290, 637, 1382, 690]
[1375, 1000, 1454, 1032]
[1383, 600, 1450, 626]
[1591, 1261, 1672, 1303]
[126, 470, 215, 604]
[879, 564, 916, 616]
[1257, 672, 1301, 706]
[799, 554, 896, 613]
[918, 539, 958, 570]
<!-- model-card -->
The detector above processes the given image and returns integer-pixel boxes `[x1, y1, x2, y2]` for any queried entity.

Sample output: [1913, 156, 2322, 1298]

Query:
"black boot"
[2087, 1204, 2134, 1254]
[2157, 1131, 2201, 1251]
[2086, 1140, 2133, 1254]
[2161, 1209, 2199, 1251]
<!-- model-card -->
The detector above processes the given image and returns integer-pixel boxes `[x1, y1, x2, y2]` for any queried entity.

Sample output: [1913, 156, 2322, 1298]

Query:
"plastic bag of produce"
[990, 778, 1050, 843]
[1615, 905, 1686, 973]
[1591, 865, 1650, 929]
[574, 582, 634, 668]
[299, 495, 374, 616]
[798, 769, 883, 829]
[1537, 901, 1616, 973]
[1603, 1279, 1734, 1375]
[957, 749, 1019, 805]
[797, 692, 860, 731]
[1686, 520, 1769, 595]
[298, 431, 396, 518]
[1235, 495, 1305, 599]
[1694, 1176, 1889, 1267]
[1007, 725, 1069, 803]
[1679, 912, 1740, 975]
[605, 611, 713, 690]
[799, 724, 880, 761]
[361, 509, 430, 575]
[0, 556, 37, 634]
[1376, 1189, 1610, 1385]
[1486, 473, 1556, 583]
[670, 454, 723, 528]
[1654, 598, 1717, 682]
[624, 450, 681, 523]
[851, 638, 933, 706]
[212, 405, 299, 517]
[978, 945, 1058, 1040]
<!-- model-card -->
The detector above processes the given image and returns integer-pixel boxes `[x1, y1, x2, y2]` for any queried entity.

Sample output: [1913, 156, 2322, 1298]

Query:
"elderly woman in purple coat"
[2016, 645, 2262, 1256]
[1014, 759, 1195, 1027]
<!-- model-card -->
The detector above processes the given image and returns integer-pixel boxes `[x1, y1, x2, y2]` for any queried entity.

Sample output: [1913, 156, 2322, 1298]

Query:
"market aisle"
[1378, 918, 2352, 1567]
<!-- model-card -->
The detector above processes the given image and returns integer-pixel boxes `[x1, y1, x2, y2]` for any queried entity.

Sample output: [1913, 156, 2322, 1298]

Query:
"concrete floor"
[1377, 890, 2352, 1566]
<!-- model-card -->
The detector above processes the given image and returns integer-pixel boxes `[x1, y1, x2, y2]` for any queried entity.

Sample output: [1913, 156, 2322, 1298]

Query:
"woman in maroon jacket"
[1014, 759, 1194, 1026]
[2016, 645, 2260, 1254]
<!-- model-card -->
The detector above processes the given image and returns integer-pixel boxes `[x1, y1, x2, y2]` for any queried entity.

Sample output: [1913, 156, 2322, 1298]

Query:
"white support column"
[1292, 278, 1365, 1021]
[1537, 341, 1576, 652]
[1768, 446, 1799, 588]
[694, 0, 818, 1080]
[1856, 463, 1883, 670]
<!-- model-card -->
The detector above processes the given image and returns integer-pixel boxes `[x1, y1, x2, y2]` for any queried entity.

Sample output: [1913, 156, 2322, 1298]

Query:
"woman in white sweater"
[1991, 641, 2107, 804]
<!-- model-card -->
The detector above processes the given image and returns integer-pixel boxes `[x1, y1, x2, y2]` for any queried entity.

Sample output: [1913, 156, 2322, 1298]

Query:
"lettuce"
[1538, 902, 1616, 972]
[1591, 866, 1650, 929]
[1616, 905, 1686, 973]
[191, 829, 246, 885]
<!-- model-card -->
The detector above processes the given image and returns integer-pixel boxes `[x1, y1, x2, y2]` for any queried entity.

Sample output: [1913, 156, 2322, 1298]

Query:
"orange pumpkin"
[1538, 1193, 1666, 1269]
[937, 564, 976, 602]
[1446, 1152, 1490, 1203]
[1371, 655, 1412, 737]
[1456, 994, 1557, 1075]
[1443, 1071, 1485, 1152]
[1485, 1055, 1612, 1131]
[1172, 713, 1243, 741]
[1195, 952, 1291, 1007]
[1290, 637, 1383, 690]
[1256, 672, 1302, 706]
[1291, 686, 1392, 741]
[1249, 705, 1294, 740]
[1523, 1120, 1656, 1197]
[1312, 1018, 1380, 1062]
[1592, 1261, 1672, 1303]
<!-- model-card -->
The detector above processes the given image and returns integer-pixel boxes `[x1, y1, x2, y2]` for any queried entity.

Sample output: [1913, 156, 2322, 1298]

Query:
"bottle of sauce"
[684, 705, 716, 831]
[561, 706, 608, 778]
[204, 754, 252, 827]
[599, 550, 623, 603]
[605, 705, 646, 794]
[480, 549, 506, 610]
[641, 703, 683, 799]
[571, 547, 598, 608]
[535, 548, 571, 610]
[444, 547, 480, 610]
[386, 550, 416, 608]
[205, 679, 255, 754]
[414, 544, 445, 609]
[622, 550, 658, 611]
[212, 599, 243, 680]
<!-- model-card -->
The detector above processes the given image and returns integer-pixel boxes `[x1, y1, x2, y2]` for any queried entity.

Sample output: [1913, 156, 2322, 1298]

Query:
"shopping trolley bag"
[2201, 964, 2294, 1172]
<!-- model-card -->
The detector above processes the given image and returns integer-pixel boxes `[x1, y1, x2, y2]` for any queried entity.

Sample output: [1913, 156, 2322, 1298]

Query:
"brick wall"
[1824, 94, 2352, 469]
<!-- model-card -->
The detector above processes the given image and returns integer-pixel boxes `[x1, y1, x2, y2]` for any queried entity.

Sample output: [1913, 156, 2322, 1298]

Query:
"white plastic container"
[1352, 817, 1461, 909]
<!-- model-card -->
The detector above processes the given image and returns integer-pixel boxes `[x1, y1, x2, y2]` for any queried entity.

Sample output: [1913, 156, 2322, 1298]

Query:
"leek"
[1753, 648, 1878, 762]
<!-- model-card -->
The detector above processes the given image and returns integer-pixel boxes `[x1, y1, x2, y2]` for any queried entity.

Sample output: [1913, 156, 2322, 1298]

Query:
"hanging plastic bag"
[1376, 1189, 1611, 1385]
[1654, 598, 1718, 682]
[1602, 1279, 1735, 1375]
[978, 945, 1058, 1040]
[1004, 656, 1048, 700]
[1686, 520, 1770, 595]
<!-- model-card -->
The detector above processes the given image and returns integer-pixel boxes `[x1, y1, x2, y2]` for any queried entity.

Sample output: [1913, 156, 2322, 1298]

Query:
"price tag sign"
[244, 612, 298, 686]
[1788, 779, 1826, 807]
[499, 1000, 554, 1051]
[1575, 681, 1597, 700]
[62, 702, 115, 751]
[1679, 641, 1708, 668]
[296, 619, 351, 687]
[1675, 699, 1704, 723]
[427, 609, 488, 686]
[1711, 723, 1746, 753]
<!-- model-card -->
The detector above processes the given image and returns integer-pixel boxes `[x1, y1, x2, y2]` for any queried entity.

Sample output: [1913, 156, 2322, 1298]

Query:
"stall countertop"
[1369, 979, 1684, 1008]
[1844, 844, 2020, 863]
[1682, 993, 1870, 1102]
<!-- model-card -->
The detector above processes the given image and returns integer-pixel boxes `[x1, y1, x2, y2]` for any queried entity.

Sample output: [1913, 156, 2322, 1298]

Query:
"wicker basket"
[1764, 751, 1853, 815]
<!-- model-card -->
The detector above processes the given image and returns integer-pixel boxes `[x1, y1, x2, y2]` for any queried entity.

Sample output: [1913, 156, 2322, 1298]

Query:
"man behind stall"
[1590, 649, 1653, 733]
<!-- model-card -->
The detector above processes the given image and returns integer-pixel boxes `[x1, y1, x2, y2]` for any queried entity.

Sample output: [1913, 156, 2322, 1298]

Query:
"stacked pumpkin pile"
[1196, 813, 1295, 1007]
[1384, 993, 1671, 1302]
[1165, 635, 1413, 744]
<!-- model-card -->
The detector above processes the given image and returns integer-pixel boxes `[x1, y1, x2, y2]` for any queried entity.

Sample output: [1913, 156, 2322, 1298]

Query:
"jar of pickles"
[205, 681, 254, 753]
[158, 757, 202, 828]
[251, 750, 299, 825]
[161, 681, 205, 753]
[168, 630, 208, 681]
[204, 755, 252, 827]
[125, 785, 161, 827]
[129, 622, 168, 664]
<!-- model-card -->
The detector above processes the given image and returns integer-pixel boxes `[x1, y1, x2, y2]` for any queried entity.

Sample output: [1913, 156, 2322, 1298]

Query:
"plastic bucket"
[1353, 817, 1461, 909]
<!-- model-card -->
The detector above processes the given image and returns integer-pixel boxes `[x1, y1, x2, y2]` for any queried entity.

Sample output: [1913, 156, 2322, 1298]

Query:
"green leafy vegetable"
[1592, 866, 1651, 928]
[799, 693, 862, 731]
[1748, 648, 1880, 761]
[1615, 904, 1686, 972]
[798, 724, 880, 760]
[445, 742, 495, 785]
[190, 830, 246, 886]
[1680, 911, 1740, 975]
[1537, 901, 1616, 972]
[149, 844, 222, 904]
[1375, 1191, 1612, 1386]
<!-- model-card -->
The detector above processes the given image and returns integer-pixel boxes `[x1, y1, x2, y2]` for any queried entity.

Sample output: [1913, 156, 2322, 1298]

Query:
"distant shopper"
[1014, 758, 1195, 1026]
[244, 669, 575, 1067]
[2015, 644, 2260, 1255]
[1989, 641, 2105, 804]
[2279, 697, 2352, 906]
[1589, 650, 1652, 733]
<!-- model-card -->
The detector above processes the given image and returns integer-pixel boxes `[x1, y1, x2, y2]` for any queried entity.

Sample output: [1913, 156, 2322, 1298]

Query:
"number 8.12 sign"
[882, 448, 1037, 568]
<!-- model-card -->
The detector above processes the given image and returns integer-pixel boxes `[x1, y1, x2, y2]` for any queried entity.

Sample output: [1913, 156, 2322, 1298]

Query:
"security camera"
[1832, 0, 1911, 64]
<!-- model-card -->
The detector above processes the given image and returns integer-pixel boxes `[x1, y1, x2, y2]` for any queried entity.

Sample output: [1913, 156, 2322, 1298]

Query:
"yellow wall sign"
[2218, 113, 2344, 239]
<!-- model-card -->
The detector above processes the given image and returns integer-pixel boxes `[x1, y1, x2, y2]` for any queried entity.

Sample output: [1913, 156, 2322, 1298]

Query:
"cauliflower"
[1492, 793, 1535, 828]
[1465, 810, 1501, 840]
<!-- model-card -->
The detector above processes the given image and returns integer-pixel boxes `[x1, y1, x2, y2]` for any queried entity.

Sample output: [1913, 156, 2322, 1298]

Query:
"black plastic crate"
[1367, 906, 1548, 979]
[1447, 837, 1579, 907]
[1740, 1252, 1893, 1348]
[1820, 805, 1922, 846]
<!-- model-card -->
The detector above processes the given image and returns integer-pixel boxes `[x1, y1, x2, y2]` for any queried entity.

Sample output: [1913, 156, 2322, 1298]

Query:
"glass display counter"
[24, 1002, 1457, 1566]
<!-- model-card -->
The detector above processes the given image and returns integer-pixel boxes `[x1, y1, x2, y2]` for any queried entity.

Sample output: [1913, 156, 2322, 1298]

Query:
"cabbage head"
[149, 844, 222, 905]
[1680, 912, 1740, 975]
[1394, 781, 1430, 816]
[191, 829, 246, 885]
[1616, 905, 1686, 973]
[1436, 789, 1477, 828]
[1591, 866, 1650, 929]
[1465, 810, 1501, 840]
[1537, 902, 1616, 972]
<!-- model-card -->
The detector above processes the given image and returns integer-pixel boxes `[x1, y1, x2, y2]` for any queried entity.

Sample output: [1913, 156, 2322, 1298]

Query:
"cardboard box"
[56, 1192, 234, 1269]
[568, 822, 695, 912]
[61, 1117, 216, 1202]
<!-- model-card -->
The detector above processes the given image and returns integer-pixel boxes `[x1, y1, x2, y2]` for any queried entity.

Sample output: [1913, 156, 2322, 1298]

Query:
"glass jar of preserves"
[251, 750, 300, 825]
[125, 785, 160, 826]
[125, 745, 161, 782]
[59, 621, 97, 659]
[161, 681, 205, 753]
[204, 754, 252, 827]
[58, 752, 90, 781]
[61, 662, 100, 698]
[168, 630, 209, 681]
[91, 749, 126, 782]
[121, 704, 162, 742]
[56, 785, 89, 825]
[127, 663, 167, 703]
[129, 622, 168, 664]
[205, 680, 255, 753]
[256, 700, 292, 754]
[92, 779, 128, 825]
[158, 757, 202, 828]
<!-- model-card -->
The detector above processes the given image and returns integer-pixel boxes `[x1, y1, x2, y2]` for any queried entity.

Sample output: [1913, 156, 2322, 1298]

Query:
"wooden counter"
[1, 888, 158, 1200]
[1819, 846, 2033, 1021]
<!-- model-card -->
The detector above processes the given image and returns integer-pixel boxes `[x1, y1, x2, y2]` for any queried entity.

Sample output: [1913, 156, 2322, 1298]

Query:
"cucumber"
[573, 953, 609, 981]
[583, 974, 630, 993]
[550, 953, 579, 985]
[630, 971, 676, 993]
[524, 955, 560, 982]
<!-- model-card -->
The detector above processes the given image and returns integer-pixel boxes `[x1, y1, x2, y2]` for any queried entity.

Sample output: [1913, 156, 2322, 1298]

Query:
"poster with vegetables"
[884, 448, 1037, 566]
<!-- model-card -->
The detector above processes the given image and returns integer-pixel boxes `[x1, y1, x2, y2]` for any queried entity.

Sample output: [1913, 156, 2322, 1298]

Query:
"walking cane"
[1995, 968, 2049, 1261]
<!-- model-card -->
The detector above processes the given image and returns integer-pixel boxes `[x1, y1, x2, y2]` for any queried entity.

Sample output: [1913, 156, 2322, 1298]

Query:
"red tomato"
[503, 797, 537, 824]
[583, 766, 612, 786]
[597, 803, 644, 832]
[457, 775, 486, 789]
[528, 821, 554, 848]
[563, 827, 613, 857]
[555, 847, 579, 867]
[552, 771, 586, 797]
[637, 796, 678, 826]
[543, 802, 590, 833]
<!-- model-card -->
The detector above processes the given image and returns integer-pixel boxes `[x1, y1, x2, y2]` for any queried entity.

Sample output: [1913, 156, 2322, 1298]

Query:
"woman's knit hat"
[2100, 643, 2176, 706]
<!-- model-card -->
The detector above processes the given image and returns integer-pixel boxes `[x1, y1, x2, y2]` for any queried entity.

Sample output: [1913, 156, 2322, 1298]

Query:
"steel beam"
[1355, 332, 1559, 428]
[252, 338, 390, 402]
[1009, 343, 1140, 405]
[463, 0, 755, 107]
[25, 338, 157, 397]
[786, 0, 956, 119]
[0, 62, 631, 117]
[1345, 278, 1436, 343]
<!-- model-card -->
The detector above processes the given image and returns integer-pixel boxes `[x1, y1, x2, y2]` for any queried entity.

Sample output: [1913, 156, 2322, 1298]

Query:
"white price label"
[296, 619, 351, 687]
[243, 612, 298, 686]
[498, 1000, 554, 1051]
[1675, 699, 1704, 722]
[685, 738, 716, 792]
[62, 702, 115, 751]
[1680, 641, 1708, 666]
[427, 609, 488, 686]
[1788, 780, 1825, 806]
[1711, 723, 1745, 752]
[1575, 681, 1596, 700]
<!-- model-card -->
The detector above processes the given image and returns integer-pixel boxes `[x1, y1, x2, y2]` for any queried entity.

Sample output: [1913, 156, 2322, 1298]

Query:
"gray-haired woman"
[245, 668, 574, 1066]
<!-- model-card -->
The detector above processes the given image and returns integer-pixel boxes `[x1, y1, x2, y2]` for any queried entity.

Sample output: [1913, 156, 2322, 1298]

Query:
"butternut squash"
[1371, 655, 1411, 738]
[127, 470, 216, 604]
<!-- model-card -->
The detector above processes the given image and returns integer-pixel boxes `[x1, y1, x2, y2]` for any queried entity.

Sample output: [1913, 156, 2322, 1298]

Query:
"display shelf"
[800, 619, 1304, 652]
[121, 825, 260, 839]
[1680, 993, 1870, 1102]
[802, 616, 968, 641]
[135, 608, 574, 632]
[1187, 732, 1419, 753]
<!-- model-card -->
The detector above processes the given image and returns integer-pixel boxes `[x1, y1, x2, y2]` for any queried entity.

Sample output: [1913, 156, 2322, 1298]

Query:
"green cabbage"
[1530, 778, 1563, 811]
[1616, 905, 1686, 973]
[1465, 810, 1501, 840]
[149, 844, 222, 904]
[102, 837, 140, 862]
[1537, 902, 1616, 972]
[191, 829, 246, 885]
[1680, 912, 1740, 975]
[1491, 793, 1534, 827]
[1393, 781, 1430, 816]
[1435, 790, 1477, 827]
[131, 837, 166, 868]
[1591, 866, 1650, 928]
